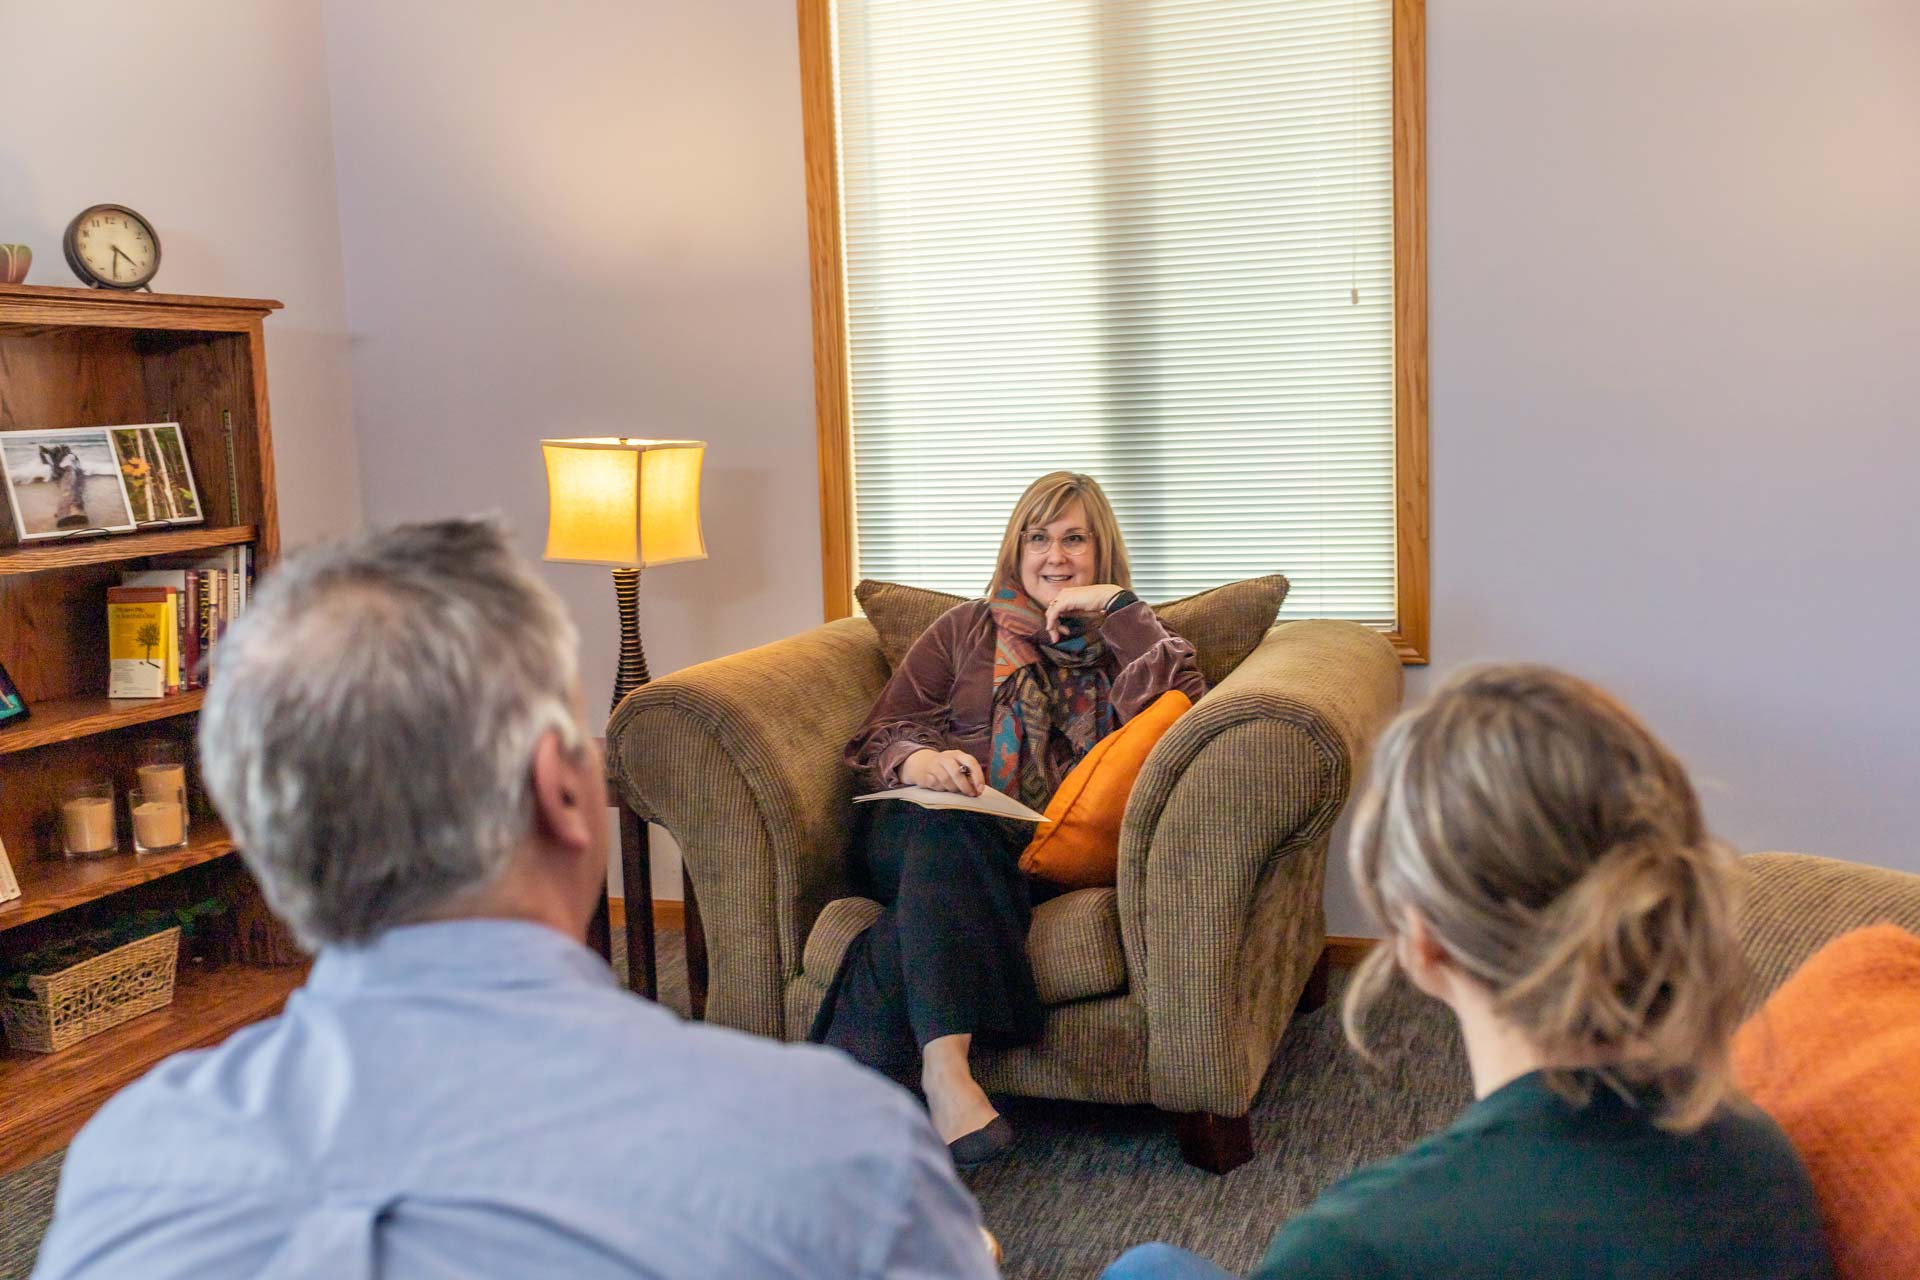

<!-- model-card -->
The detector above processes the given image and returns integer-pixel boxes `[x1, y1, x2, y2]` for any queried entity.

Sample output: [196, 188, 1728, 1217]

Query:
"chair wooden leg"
[586, 888, 612, 964]
[683, 865, 708, 1022]
[618, 805, 656, 1002]
[1298, 945, 1332, 1014]
[1174, 1111, 1254, 1174]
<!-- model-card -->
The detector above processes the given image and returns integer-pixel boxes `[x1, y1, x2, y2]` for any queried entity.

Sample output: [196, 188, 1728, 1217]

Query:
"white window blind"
[832, 0, 1397, 623]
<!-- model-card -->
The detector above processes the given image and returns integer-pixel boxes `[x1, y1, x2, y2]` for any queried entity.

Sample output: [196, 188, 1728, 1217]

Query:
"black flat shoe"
[948, 1115, 1016, 1170]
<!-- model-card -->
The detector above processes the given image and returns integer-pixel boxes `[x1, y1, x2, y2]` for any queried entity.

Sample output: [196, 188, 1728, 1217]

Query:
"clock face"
[64, 205, 161, 289]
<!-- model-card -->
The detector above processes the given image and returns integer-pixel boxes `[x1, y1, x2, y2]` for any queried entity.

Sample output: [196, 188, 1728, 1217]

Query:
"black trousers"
[808, 801, 1046, 1080]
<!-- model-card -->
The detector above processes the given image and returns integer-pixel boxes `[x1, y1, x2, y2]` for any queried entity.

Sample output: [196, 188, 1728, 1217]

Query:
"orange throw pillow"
[1731, 924, 1920, 1280]
[1020, 690, 1191, 890]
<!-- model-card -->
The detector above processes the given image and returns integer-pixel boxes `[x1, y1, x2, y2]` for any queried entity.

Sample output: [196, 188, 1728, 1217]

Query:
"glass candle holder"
[59, 779, 119, 858]
[129, 786, 189, 854]
[136, 738, 189, 811]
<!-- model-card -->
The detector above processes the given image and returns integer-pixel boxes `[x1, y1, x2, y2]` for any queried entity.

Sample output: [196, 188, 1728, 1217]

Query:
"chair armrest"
[1116, 619, 1403, 1113]
[607, 617, 890, 1036]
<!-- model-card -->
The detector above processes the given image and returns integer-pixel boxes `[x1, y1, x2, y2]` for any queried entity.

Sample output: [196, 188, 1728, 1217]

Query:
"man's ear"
[529, 730, 595, 852]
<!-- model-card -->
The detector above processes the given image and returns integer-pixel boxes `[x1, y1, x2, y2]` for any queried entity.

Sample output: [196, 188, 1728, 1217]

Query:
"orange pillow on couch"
[1019, 690, 1191, 890]
[1731, 924, 1920, 1280]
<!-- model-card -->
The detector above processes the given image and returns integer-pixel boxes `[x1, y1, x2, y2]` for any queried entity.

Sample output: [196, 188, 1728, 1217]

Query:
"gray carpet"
[0, 932, 1469, 1280]
[968, 972, 1469, 1278]
[0, 1158, 54, 1280]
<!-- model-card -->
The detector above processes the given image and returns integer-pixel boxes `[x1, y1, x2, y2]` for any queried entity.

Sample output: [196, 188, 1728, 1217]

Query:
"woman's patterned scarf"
[987, 582, 1116, 812]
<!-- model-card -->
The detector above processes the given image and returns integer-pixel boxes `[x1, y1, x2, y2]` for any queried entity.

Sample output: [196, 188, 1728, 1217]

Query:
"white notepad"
[855, 785, 1047, 823]
[0, 834, 19, 905]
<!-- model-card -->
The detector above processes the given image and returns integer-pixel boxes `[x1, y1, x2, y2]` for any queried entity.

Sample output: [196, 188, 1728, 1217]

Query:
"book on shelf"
[106, 587, 175, 699]
[123, 544, 253, 690]
[196, 572, 218, 677]
[120, 569, 199, 691]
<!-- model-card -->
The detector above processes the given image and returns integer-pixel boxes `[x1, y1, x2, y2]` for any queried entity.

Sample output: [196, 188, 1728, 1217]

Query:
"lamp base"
[611, 566, 650, 714]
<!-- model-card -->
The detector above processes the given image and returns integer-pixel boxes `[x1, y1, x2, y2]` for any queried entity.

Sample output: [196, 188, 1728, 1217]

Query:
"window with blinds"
[828, 0, 1400, 625]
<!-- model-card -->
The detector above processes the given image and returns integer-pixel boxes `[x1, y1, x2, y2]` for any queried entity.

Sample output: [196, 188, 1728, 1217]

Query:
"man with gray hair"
[34, 519, 997, 1280]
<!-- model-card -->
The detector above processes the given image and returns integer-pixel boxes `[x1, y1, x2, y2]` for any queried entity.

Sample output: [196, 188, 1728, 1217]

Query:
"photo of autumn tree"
[110, 425, 203, 526]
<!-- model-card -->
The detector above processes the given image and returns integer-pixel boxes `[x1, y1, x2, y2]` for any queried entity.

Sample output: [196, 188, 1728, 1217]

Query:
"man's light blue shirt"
[33, 919, 994, 1279]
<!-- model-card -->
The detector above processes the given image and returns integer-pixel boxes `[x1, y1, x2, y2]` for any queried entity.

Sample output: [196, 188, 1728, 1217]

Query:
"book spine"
[173, 586, 186, 692]
[196, 572, 217, 675]
[183, 573, 200, 689]
[166, 589, 180, 695]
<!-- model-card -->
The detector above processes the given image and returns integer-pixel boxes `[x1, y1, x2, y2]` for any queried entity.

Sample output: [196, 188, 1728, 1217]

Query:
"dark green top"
[1252, 1071, 1832, 1280]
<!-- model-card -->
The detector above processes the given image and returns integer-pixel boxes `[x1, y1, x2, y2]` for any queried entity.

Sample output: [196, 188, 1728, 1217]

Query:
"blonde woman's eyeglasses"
[1022, 530, 1093, 555]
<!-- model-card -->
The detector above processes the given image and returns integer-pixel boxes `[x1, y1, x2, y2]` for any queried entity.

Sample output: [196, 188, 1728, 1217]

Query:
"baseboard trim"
[609, 898, 685, 930]
[1325, 935, 1378, 968]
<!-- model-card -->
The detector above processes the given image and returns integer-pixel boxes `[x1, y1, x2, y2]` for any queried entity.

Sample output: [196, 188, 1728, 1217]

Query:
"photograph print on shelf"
[110, 423, 203, 527]
[0, 656, 25, 727]
[0, 426, 137, 543]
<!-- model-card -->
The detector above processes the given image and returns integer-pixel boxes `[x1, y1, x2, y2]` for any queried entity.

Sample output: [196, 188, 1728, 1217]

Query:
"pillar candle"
[136, 763, 187, 808]
[61, 796, 117, 855]
[132, 799, 186, 851]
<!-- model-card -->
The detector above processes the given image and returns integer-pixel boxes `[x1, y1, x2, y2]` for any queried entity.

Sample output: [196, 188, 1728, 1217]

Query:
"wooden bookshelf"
[0, 691, 206, 756]
[0, 824, 237, 933]
[0, 525, 255, 578]
[0, 959, 306, 1171]
[0, 286, 288, 1175]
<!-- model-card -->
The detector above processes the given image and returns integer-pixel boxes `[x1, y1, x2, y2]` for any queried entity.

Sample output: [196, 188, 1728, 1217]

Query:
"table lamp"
[541, 437, 707, 713]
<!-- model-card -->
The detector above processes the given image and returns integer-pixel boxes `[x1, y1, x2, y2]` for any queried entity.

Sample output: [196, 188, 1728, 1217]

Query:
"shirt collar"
[1458, 1068, 1658, 1133]
[307, 918, 619, 996]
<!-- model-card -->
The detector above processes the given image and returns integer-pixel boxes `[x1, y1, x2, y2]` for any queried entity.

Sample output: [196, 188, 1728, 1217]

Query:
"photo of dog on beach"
[1, 427, 137, 543]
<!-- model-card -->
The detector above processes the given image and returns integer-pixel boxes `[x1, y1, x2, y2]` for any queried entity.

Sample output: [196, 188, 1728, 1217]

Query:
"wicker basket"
[2, 926, 181, 1054]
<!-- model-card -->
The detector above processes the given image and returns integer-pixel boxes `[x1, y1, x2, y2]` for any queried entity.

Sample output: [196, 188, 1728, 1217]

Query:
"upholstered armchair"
[606, 597, 1402, 1171]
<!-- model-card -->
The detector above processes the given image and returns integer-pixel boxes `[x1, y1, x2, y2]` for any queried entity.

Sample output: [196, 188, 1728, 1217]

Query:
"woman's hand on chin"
[1043, 584, 1125, 642]
[902, 748, 987, 797]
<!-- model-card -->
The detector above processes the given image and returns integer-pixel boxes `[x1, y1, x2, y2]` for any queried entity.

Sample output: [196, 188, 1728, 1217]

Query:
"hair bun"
[1342, 663, 1750, 1132]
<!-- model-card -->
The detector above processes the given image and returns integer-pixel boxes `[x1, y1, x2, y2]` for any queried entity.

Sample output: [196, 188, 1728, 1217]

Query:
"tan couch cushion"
[855, 580, 961, 672]
[802, 897, 885, 986]
[1739, 852, 1920, 1011]
[855, 574, 1289, 689]
[800, 886, 1127, 1006]
[1151, 576, 1291, 688]
[1028, 888, 1127, 1004]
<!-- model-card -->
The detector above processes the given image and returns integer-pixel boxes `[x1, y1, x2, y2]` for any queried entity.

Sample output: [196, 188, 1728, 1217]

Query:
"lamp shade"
[541, 438, 707, 567]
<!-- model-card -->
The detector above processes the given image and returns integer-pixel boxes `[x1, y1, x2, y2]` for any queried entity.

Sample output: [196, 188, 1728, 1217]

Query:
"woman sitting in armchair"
[810, 471, 1206, 1168]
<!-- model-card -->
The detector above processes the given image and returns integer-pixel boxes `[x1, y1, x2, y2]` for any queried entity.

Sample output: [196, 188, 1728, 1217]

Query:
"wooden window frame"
[799, 0, 1429, 663]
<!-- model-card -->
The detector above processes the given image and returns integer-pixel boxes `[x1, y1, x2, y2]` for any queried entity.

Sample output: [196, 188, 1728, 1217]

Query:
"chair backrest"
[853, 575, 1290, 689]
[1739, 852, 1920, 1013]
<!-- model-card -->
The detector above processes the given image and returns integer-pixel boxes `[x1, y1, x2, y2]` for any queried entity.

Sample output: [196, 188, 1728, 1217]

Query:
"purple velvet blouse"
[846, 598, 1208, 791]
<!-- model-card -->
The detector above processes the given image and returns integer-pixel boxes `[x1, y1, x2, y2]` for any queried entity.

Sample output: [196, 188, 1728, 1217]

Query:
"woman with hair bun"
[1105, 664, 1832, 1280]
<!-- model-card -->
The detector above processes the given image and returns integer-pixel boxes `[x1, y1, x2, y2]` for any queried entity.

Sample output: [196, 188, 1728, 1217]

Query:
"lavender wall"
[1328, 0, 1920, 932]
[323, 0, 822, 898]
[0, 0, 361, 547]
[317, 1, 1919, 921]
